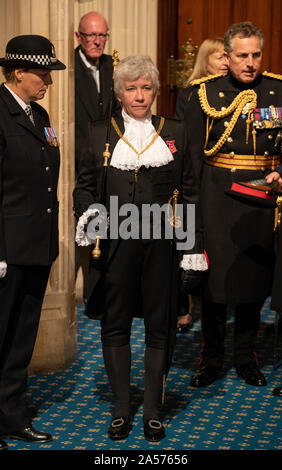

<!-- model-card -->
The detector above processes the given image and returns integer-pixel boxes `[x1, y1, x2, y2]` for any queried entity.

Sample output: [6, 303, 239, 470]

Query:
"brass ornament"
[167, 189, 181, 228]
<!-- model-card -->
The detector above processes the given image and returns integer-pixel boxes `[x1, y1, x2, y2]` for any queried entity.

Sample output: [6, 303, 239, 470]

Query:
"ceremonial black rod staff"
[92, 49, 120, 259]
[162, 192, 182, 404]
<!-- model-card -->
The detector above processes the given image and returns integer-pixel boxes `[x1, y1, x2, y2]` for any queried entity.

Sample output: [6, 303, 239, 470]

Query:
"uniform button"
[231, 167, 237, 172]
[219, 92, 224, 98]
[221, 106, 226, 111]
[45, 166, 50, 171]
[41, 146, 45, 151]
[264, 151, 269, 156]
[48, 187, 52, 192]
[224, 121, 229, 127]
[268, 134, 273, 140]
[47, 208, 52, 213]
[261, 167, 265, 171]
[229, 151, 235, 158]
[227, 137, 233, 142]
[269, 90, 275, 95]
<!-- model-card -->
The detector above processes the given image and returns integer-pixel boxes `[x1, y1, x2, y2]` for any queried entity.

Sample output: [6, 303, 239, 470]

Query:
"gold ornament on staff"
[92, 50, 120, 259]
[167, 189, 181, 228]
[103, 50, 119, 167]
[92, 235, 101, 259]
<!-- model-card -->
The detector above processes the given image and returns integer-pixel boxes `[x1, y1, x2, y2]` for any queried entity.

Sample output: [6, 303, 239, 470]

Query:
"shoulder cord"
[263, 71, 282, 81]
[198, 83, 257, 157]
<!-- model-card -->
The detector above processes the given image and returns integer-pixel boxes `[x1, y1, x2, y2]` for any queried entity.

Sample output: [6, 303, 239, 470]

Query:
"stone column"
[30, 0, 77, 374]
[0, 0, 77, 374]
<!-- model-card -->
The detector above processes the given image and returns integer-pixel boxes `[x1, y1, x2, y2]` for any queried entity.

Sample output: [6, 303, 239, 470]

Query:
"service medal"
[44, 127, 59, 147]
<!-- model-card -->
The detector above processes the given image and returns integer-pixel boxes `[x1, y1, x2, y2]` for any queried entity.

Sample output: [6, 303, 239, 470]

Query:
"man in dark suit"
[0, 35, 65, 450]
[75, 11, 119, 301]
[73, 55, 207, 442]
[75, 11, 117, 172]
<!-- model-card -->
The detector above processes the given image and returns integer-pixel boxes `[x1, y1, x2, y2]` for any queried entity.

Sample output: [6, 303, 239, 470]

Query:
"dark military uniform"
[184, 71, 282, 379]
[272, 230, 282, 312]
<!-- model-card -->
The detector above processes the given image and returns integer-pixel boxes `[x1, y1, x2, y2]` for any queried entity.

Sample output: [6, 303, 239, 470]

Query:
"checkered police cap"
[0, 35, 66, 70]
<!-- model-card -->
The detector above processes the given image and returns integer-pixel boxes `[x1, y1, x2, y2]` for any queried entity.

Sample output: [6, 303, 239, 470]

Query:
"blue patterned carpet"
[4, 298, 282, 461]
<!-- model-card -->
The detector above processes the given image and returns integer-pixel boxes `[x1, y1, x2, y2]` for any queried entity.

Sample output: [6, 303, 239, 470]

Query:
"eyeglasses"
[79, 32, 110, 41]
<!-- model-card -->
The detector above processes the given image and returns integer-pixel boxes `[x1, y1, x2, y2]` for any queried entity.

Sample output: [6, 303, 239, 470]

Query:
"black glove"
[181, 269, 204, 294]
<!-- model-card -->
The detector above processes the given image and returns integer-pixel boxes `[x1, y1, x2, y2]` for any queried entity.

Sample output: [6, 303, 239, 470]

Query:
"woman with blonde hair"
[175, 37, 228, 120]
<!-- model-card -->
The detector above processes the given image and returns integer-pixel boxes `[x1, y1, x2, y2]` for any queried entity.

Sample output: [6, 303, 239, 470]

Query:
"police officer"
[0, 35, 65, 450]
[183, 21, 282, 388]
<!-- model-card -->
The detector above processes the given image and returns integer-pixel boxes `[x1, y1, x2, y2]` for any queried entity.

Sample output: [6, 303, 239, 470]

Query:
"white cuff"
[0, 260, 7, 278]
[75, 208, 99, 246]
[180, 254, 208, 271]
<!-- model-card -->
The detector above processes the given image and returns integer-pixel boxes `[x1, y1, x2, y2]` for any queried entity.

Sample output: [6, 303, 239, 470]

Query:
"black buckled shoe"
[177, 314, 193, 333]
[144, 419, 165, 442]
[190, 364, 222, 387]
[0, 439, 8, 450]
[2, 425, 52, 442]
[108, 417, 132, 440]
[272, 387, 282, 397]
[236, 365, 266, 386]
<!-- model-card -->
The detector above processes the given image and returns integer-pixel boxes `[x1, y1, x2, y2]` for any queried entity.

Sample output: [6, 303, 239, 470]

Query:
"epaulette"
[190, 73, 222, 86]
[263, 71, 282, 81]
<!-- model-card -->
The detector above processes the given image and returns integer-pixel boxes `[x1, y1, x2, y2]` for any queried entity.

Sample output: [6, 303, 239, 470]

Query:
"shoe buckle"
[148, 419, 162, 430]
[111, 417, 125, 428]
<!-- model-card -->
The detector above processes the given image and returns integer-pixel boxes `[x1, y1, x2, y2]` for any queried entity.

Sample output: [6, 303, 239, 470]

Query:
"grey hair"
[114, 55, 159, 98]
[224, 21, 264, 53]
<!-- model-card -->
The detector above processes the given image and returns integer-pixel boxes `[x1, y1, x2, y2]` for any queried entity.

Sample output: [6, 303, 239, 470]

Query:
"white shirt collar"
[4, 83, 29, 111]
[122, 108, 152, 127]
[79, 48, 99, 69]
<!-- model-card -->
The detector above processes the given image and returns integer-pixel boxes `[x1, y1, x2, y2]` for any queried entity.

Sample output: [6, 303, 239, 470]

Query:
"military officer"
[266, 168, 282, 397]
[183, 21, 282, 388]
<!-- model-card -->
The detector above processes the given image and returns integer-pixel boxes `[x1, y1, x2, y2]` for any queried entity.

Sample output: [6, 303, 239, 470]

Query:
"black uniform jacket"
[271, 231, 282, 311]
[73, 112, 201, 318]
[75, 47, 119, 171]
[184, 72, 282, 304]
[0, 83, 60, 265]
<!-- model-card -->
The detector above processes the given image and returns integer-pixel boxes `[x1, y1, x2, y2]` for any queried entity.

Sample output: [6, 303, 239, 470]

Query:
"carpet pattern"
[5, 298, 282, 452]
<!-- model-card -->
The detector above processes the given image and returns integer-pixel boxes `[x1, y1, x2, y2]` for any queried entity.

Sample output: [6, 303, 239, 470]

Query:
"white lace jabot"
[110, 109, 174, 171]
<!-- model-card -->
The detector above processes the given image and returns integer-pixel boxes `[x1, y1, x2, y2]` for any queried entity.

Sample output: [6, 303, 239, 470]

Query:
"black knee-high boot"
[143, 346, 166, 423]
[102, 344, 131, 419]
[201, 301, 227, 369]
[234, 302, 263, 369]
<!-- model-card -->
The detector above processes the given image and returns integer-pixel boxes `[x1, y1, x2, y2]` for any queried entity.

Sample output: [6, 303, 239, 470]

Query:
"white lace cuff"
[75, 208, 99, 246]
[0, 260, 7, 278]
[180, 253, 208, 271]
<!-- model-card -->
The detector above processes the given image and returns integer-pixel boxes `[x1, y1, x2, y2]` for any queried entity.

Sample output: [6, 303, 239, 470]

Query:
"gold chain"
[198, 83, 257, 157]
[111, 116, 165, 159]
